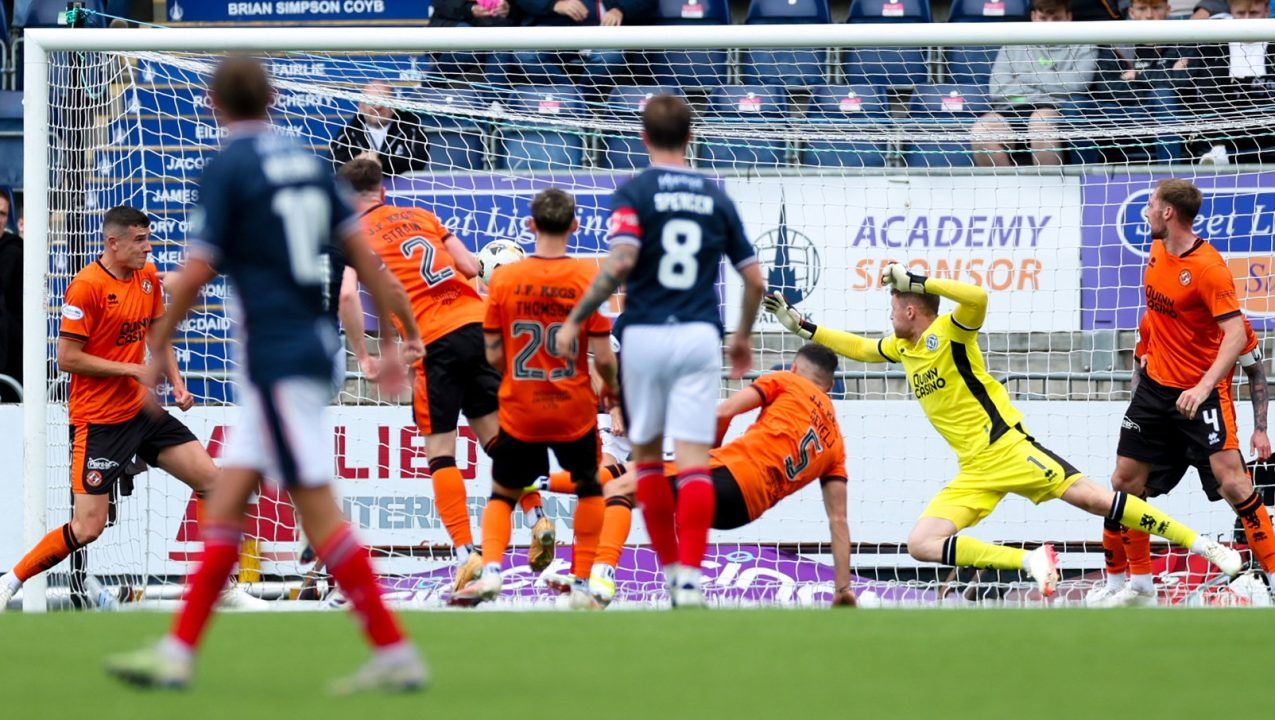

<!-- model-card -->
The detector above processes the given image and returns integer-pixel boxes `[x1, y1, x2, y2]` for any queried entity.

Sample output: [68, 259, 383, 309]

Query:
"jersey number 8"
[658, 219, 701, 290]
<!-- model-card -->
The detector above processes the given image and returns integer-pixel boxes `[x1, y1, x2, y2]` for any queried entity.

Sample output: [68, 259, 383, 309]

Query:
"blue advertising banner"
[166, 0, 432, 23]
[1081, 172, 1275, 330]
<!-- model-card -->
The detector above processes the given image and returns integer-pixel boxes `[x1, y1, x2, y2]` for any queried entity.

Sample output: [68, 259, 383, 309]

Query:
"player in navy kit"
[106, 56, 426, 693]
[556, 94, 765, 607]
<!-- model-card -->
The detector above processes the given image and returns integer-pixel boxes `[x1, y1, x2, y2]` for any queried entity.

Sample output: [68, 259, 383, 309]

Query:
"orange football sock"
[596, 495, 634, 568]
[1234, 491, 1275, 573]
[1102, 518, 1127, 576]
[1124, 528, 1153, 576]
[519, 491, 543, 518]
[547, 465, 625, 495]
[481, 496, 515, 566]
[14, 523, 81, 582]
[430, 459, 472, 547]
[571, 496, 604, 579]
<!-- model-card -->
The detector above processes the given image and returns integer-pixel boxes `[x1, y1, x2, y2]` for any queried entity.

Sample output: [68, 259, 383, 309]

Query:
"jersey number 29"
[272, 187, 330, 285]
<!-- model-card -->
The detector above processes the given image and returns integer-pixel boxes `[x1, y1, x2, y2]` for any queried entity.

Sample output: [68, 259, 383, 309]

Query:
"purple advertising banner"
[1082, 172, 1275, 330]
[380, 544, 935, 607]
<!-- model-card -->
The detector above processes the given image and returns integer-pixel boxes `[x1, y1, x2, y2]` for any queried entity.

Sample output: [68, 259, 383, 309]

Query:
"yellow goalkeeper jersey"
[877, 313, 1024, 467]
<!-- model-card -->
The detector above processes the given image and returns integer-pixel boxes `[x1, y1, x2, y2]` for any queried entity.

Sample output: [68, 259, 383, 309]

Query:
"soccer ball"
[477, 240, 526, 284]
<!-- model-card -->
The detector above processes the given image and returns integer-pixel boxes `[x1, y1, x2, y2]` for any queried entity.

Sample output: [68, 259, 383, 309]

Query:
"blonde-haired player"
[763, 264, 1244, 594]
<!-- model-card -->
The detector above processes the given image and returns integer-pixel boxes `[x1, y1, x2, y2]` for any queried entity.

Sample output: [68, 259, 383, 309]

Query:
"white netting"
[29, 24, 1275, 609]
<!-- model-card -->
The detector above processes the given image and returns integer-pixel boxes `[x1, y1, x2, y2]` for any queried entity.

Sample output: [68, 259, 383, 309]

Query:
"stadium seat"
[499, 85, 587, 170]
[800, 85, 889, 167]
[407, 87, 488, 171]
[903, 84, 990, 167]
[844, 0, 931, 89]
[0, 90, 21, 188]
[945, 0, 1029, 88]
[698, 86, 788, 169]
[1063, 95, 1185, 165]
[600, 86, 679, 171]
[17, 0, 105, 27]
[650, 0, 732, 89]
[743, 0, 831, 87]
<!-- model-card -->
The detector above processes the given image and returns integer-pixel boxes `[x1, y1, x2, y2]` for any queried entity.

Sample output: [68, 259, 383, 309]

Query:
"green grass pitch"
[1, 608, 1271, 719]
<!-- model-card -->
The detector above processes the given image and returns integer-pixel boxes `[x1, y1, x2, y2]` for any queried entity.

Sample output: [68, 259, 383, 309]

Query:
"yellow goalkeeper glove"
[880, 262, 928, 294]
[762, 291, 817, 340]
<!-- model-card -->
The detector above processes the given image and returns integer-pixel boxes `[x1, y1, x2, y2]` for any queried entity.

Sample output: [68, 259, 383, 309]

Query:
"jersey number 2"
[400, 237, 455, 288]
[658, 219, 701, 290]
[272, 187, 330, 285]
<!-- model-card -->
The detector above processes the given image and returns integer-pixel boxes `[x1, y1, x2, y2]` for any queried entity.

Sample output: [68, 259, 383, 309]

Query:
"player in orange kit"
[540, 344, 856, 609]
[450, 188, 618, 606]
[338, 159, 549, 591]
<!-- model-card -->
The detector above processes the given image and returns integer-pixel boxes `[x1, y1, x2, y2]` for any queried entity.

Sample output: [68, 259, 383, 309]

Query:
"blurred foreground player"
[105, 56, 426, 693]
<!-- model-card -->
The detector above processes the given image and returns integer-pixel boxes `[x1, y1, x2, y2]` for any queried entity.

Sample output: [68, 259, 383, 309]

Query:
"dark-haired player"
[765, 261, 1244, 596]
[1091, 179, 1275, 606]
[556, 93, 765, 608]
[105, 56, 426, 693]
[0, 206, 237, 609]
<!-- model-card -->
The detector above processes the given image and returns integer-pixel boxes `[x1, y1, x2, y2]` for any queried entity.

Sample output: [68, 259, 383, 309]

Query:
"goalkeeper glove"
[880, 263, 928, 294]
[762, 291, 817, 340]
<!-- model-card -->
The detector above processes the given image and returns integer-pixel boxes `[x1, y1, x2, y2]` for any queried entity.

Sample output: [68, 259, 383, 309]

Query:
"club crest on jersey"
[85, 470, 104, 488]
[1179, 270, 1192, 286]
[141, 279, 153, 294]
[926, 334, 939, 351]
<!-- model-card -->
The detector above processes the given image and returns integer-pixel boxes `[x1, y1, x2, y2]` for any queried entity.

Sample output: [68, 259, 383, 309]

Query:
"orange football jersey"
[1137, 308, 1257, 394]
[59, 261, 164, 424]
[1142, 238, 1242, 390]
[483, 256, 611, 443]
[361, 203, 484, 345]
[711, 371, 848, 521]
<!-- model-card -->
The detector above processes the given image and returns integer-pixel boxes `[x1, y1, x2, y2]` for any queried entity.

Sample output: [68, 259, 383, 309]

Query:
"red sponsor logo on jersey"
[609, 206, 641, 240]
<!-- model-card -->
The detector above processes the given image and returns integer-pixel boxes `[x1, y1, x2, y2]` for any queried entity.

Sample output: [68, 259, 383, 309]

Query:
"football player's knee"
[490, 475, 524, 498]
[1216, 470, 1255, 504]
[906, 530, 940, 562]
[71, 510, 107, 544]
[1110, 470, 1145, 495]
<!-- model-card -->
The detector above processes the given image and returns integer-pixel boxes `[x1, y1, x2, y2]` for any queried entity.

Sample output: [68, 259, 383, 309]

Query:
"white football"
[477, 240, 526, 284]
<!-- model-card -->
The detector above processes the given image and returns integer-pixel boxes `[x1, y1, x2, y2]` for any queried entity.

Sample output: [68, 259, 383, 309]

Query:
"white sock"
[483, 563, 501, 578]
[1104, 573, 1127, 592]
[456, 544, 474, 563]
[1129, 573, 1154, 593]
[533, 476, 550, 492]
[1189, 536, 1212, 556]
[1, 571, 21, 594]
[374, 641, 417, 665]
[158, 635, 194, 663]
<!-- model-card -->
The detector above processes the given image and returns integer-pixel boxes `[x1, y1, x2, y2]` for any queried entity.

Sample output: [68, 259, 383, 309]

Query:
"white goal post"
[20, 19, 1275, 611]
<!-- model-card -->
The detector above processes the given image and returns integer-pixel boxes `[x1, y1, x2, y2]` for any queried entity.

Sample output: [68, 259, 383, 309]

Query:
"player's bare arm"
[442, 234, 480, 279]
[484, 331, 504, 371]
[164, 345, 195, 411]
[1178, 314, 1246, 419]
[763, 291, 890, 363]
[342, 227, 417, 392]
[728, 262, 765, 379]
[589, 334, 620, 406]
[57, 337, 147, 380]
[714, 382, 766, 447]
[337, 266, 377, 381]
[821, 478, 855, 607]
[556, 243, 638, 356]
[1242, 354, 1270, 460]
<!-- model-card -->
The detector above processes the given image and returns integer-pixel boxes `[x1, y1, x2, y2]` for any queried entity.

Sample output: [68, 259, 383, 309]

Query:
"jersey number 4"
[512, 321, 578, 381]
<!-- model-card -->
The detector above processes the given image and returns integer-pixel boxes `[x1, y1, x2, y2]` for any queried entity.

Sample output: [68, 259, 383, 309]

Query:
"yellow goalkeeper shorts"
[921, 431, 1084, 531]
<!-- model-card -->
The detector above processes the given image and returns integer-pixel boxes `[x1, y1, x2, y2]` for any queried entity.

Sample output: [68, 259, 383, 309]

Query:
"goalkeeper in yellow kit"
[764, 264, 1243, 596]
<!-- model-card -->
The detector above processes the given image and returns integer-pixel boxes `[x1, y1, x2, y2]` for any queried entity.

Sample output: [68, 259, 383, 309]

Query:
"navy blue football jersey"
[187, 125, 352, 384]
[608, 166, 756, 331]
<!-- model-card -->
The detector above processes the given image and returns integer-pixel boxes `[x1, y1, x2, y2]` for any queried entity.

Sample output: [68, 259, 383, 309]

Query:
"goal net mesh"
[33, 32, 1275, 608]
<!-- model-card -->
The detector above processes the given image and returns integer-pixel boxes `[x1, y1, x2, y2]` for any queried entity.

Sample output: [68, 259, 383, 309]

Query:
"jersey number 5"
[784, 428, 824, 482]
[400, 237, 455, 288]
[658, 219, 701, 290]
[272, 187, 330, 285]
[512, 321, 577, 380]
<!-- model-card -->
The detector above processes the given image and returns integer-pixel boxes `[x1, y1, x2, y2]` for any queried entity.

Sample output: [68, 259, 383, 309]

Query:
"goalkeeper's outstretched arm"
[761, 292, 891, 363]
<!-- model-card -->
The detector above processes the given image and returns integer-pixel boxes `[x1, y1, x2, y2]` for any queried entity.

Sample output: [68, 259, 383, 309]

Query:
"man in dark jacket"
[512, 0, 653, 85]
[431, 0, 521, 26]
[1184, 0, 1275, 163]
[0, 192, 21, 402]
[330, 81, 430, 176]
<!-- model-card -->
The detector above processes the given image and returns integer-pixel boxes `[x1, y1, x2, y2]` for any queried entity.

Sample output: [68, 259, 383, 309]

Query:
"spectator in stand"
[330, 82, 429, 176]
[513, 0, 653, 83]
[1189, 0, 1229, 17]
[431, 0, 521, 26]
[1070, 0, 1128, 19]
[1184, 0, 1275, 164]
[0, 193, 21, 402]
[970, 0, 1099, 166]
[1092, 0, 1190, 108]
